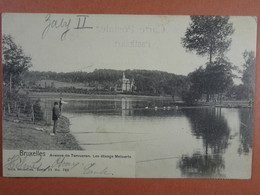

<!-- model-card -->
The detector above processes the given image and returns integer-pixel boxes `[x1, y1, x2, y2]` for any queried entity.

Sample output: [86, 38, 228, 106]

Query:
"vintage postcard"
[2, 13, 257, 178]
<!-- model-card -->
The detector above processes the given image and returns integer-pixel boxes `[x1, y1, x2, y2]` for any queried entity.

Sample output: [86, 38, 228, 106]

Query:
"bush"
[33, 100, 44, 121]
[182, 91, 195, 106]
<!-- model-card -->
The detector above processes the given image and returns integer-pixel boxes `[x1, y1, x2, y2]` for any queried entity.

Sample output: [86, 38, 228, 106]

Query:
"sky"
[2, 13, 257, 81]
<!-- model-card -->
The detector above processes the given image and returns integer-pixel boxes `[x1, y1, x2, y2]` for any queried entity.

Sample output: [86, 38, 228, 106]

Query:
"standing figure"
[52, 102, 60, 135]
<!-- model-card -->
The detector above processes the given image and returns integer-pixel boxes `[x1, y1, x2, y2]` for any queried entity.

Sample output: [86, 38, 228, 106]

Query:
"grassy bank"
[3, 115, 82, 150]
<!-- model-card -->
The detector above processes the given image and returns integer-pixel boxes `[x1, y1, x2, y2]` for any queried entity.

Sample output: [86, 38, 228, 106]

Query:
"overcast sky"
[2, 13, 257, 80]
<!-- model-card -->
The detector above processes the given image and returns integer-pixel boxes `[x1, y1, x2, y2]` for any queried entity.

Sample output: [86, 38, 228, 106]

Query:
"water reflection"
[238, 109, 253, 155]
[62, 98, 179, 117]
[178, 153, 225, 178]
[178, 108, 230, 177]
[184, 108, 230, 154]
[121, 98, 133, 117]
[38, 97, 254, 178]
[63, 99, 123, 115]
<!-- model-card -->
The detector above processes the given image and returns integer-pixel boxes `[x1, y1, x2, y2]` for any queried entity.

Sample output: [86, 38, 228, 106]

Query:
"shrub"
[33, 100, 44, 121]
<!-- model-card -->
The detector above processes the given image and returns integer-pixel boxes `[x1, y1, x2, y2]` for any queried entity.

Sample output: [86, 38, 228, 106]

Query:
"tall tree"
[182, 16, 234, 64]
[241, 50, 256, 99]
[2, 34, 32, 93]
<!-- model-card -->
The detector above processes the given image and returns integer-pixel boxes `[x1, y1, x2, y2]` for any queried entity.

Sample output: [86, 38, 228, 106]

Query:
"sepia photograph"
[2, 13, 257, 178]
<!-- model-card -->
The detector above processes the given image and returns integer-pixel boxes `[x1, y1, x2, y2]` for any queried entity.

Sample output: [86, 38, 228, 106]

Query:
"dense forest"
[22, 69, 188, 97]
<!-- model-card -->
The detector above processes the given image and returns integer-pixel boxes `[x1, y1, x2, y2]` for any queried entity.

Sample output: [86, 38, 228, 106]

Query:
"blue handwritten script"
[42, 14, 93, 40]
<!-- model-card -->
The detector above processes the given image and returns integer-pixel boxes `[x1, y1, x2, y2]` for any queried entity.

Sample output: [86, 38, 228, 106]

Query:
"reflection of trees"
[177, 108, 230, 177]
[133, 109, 182, 117]
[61, 98, 135, 117]
[62, 100, 122, 115]
[62, 98, 177, 117]
[238, 108, 253, 155]
[184, 108, 230, 154]
[178, 152, 225, 178]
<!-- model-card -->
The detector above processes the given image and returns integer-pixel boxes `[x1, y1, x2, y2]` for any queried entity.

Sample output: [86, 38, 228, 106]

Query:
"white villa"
[122, 72, 135, 92]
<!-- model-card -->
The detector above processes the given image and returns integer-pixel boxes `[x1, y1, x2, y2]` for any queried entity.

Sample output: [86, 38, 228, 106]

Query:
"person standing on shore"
[52, 102, 60, 135]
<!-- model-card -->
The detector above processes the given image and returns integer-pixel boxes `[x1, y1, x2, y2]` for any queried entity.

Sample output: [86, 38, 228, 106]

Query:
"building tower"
[122, 72, 130, 92]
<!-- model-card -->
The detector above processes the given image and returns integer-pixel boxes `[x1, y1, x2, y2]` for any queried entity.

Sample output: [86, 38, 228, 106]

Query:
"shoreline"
[29, 92, 252, 107]
[2, 114, 82, 150]
[29, 91, 175, 100]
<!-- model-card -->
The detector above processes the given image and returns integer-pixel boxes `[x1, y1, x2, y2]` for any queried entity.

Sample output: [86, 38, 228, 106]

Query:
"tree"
[184, 57, 234, 103]
[188, 67, 205, 100]
[204, 57, 233, 102]
[182, 16, 234, 64]
[2, 34, 32, 94]
[241, 50, 256, 100]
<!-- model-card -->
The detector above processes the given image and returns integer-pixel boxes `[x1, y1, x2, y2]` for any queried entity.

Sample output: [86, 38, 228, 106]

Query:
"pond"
[60, 96, 253, 178]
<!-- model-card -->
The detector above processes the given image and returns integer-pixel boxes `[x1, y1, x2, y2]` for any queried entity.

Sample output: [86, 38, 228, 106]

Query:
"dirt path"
[2, 115, 82, 150]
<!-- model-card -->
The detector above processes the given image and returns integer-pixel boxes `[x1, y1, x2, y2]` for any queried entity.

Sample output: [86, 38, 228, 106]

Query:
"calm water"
[60, 96, 253, 178]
